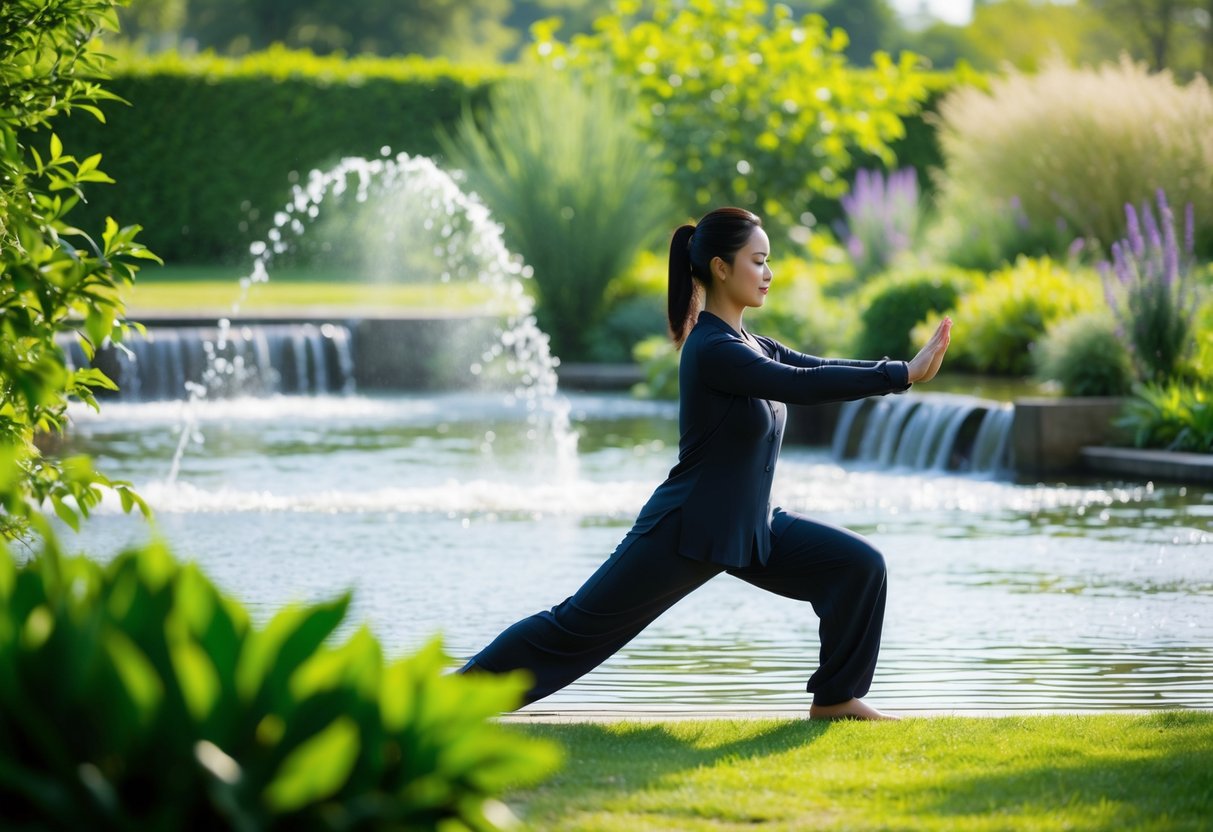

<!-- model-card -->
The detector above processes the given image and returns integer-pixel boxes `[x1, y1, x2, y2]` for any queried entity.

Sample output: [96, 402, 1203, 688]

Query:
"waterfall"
[62, 322, 357, 401]
[832, 394, 1014, 476]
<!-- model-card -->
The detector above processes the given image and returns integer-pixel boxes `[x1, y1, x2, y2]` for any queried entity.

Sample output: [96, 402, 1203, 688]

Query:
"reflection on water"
[61, 392, 1213, 712]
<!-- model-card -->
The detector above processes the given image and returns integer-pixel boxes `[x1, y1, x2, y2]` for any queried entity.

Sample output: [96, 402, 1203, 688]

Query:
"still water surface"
[62, 392, 1213, 713]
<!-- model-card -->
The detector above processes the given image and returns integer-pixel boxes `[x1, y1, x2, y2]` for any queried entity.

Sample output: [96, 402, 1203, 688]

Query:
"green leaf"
[170, 637, 221, 722]
[263, 716, 360, 812]
[102, 628, 164, 722]
[50, 134, 62, 161]
[237, 595, 350, 704]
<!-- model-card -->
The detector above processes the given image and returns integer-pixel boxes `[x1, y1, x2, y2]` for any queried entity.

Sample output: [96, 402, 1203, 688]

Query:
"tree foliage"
[530, 0, 929, 240]
[0, 0, 155, 540]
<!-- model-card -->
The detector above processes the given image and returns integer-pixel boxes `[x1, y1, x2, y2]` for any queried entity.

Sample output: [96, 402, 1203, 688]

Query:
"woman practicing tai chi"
[462, 207, 952, 720]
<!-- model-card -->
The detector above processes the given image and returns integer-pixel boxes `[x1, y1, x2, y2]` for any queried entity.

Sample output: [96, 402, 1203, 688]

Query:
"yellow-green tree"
[531, 0, 929, 240]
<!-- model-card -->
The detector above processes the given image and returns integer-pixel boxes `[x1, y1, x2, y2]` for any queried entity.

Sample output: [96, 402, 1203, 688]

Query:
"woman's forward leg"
[730, 509, 891, 716]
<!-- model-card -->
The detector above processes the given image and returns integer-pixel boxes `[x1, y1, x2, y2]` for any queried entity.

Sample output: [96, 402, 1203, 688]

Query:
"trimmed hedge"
[53, 47, 507, 263]
[56, 46, 969, 266]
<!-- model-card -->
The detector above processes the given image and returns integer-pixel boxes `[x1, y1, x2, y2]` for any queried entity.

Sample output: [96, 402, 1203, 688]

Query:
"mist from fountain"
[165, 150, 578, 482]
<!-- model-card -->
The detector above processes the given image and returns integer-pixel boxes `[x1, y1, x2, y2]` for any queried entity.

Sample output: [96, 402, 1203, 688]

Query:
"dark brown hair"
[667, 207, 763, 345]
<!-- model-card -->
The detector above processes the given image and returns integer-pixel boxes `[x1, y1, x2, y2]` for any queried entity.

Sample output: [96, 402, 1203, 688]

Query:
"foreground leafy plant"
[0, 534, 559, 830]
[1, 0, 156, 540]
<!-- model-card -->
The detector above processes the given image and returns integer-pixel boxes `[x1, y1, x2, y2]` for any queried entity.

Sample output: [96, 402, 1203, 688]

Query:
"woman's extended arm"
[699, 336, 911, 405]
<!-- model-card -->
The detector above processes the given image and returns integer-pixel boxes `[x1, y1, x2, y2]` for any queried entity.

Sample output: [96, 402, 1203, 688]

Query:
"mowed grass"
[126, 264, 505, 313]
[503, 712, 1213, 831]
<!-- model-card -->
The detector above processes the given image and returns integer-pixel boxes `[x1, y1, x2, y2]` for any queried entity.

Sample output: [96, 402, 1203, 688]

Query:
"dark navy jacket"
[630, 311, 911, 567]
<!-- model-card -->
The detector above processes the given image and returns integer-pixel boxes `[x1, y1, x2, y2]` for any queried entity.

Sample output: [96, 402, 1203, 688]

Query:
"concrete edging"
[1080, 446, 1213, 484]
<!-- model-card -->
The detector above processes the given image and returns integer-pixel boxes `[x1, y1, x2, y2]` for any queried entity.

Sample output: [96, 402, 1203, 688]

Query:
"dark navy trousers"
[465, 508, 888, 707]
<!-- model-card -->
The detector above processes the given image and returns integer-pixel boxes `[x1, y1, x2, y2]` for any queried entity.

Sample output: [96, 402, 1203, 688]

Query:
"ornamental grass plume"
[839, 167, 920, 279]
[1100, 190, 1199, 383]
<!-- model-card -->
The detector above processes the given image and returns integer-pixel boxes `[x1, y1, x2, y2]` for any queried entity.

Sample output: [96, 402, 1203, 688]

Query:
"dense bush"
[915, 257, 1100, 375]
[1118, 382, 1213, 452]
[1034, 311, 1135, 397]
[0, 535, 559, 829]
[583, 250, 668, 362]
[758, 257, 858, 356]
[51, 47, 505, 263]
[532, 0, 930, 242]
[442, 70, 671, 360]
[854, 265, 977, 360]
[933, 58, 1213, 264]
[1, 0, 154, 540]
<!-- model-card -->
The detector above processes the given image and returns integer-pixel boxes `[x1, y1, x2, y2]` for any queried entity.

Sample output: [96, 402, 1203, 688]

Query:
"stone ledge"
[557, 362, 644, 391]
[1081, 446, 1213, 484]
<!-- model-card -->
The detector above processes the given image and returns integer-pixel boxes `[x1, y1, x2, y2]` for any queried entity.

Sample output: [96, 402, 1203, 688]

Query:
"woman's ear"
[711, 256, 727, 281]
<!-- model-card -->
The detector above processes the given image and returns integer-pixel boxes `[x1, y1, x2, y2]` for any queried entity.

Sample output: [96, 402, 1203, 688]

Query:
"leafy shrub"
[933, 58, 1213, 263]
[442, 70, 671, 361]
[1100, 191, 1201, 383]
[532, 0, 930, 241]
[1, 0, 154, 540]
[837, 168, 921, 279]
[854, 265, 977, 359]
[585, 295, 668, 363]
[758, 257, 857, 356]
[927, 191, 1081, 271]
[0, 535, 559, 829]
[631, 335, 680, 400]
[1117, 382, 1213, 452]
[915, 257, 1101, 375]
[1034, 311, 1134, 397]
[51, 46, 505, 262]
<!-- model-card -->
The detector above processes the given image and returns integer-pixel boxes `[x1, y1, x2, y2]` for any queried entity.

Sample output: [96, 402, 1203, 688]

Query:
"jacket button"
[765, 465, 772, 472]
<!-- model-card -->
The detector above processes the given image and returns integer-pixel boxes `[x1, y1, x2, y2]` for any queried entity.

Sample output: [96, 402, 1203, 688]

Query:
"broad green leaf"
[170, 636, 221, 722]
[237, 596, 349, 702]
[102, 628, 164, 721]
[263, 716, 360, 812]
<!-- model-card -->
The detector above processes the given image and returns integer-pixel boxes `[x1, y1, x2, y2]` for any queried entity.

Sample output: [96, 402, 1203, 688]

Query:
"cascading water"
[64, 323, 356, 400]
[832, 394, 1015, 476]
[159, 150, 577, 482]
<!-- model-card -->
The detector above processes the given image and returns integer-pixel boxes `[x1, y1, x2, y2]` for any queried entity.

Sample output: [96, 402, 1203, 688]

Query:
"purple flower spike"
[840, 166, 919, 277]
[1100, 187, 1199, 383]
[1184, 202, 1195, 256]
[1125, 203, 1144, 259]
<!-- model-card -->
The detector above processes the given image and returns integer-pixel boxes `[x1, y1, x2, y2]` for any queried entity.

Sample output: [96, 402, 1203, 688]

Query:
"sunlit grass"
[127, 265, 508, 313]
[506, 712, 1213, 831]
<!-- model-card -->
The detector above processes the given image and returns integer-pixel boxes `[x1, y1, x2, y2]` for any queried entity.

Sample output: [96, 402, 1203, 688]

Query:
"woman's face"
[715, 226, 773, 309]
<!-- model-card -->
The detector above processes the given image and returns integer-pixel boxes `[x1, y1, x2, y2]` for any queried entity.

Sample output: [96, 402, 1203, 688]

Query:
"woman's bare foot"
[809, 698, 900, 721]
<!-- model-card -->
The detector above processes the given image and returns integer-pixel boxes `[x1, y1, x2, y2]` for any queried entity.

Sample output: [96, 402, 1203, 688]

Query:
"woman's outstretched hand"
[906, 317, 952, 384]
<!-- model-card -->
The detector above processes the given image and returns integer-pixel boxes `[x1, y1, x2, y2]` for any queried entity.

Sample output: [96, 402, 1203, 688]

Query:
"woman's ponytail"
[666, 207, 762, 347]
[668, 223, 697, 346]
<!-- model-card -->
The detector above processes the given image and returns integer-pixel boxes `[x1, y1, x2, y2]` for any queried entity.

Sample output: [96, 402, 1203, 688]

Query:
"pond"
[61, 391, 1213, 714]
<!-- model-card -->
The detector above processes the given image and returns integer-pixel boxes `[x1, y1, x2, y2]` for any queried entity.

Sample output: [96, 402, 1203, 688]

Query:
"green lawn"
[127, 264, 507, 313]
[504, 713, 1213, 831]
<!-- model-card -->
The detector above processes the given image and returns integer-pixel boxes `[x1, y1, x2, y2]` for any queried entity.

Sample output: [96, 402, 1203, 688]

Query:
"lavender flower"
[839, 167, 919, 278]
[1099, 189, 1198, 382]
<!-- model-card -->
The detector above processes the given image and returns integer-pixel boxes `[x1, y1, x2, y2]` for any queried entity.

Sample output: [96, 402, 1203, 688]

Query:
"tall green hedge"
[55, 45, 967, 266]
[52, 47, 507, 263]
